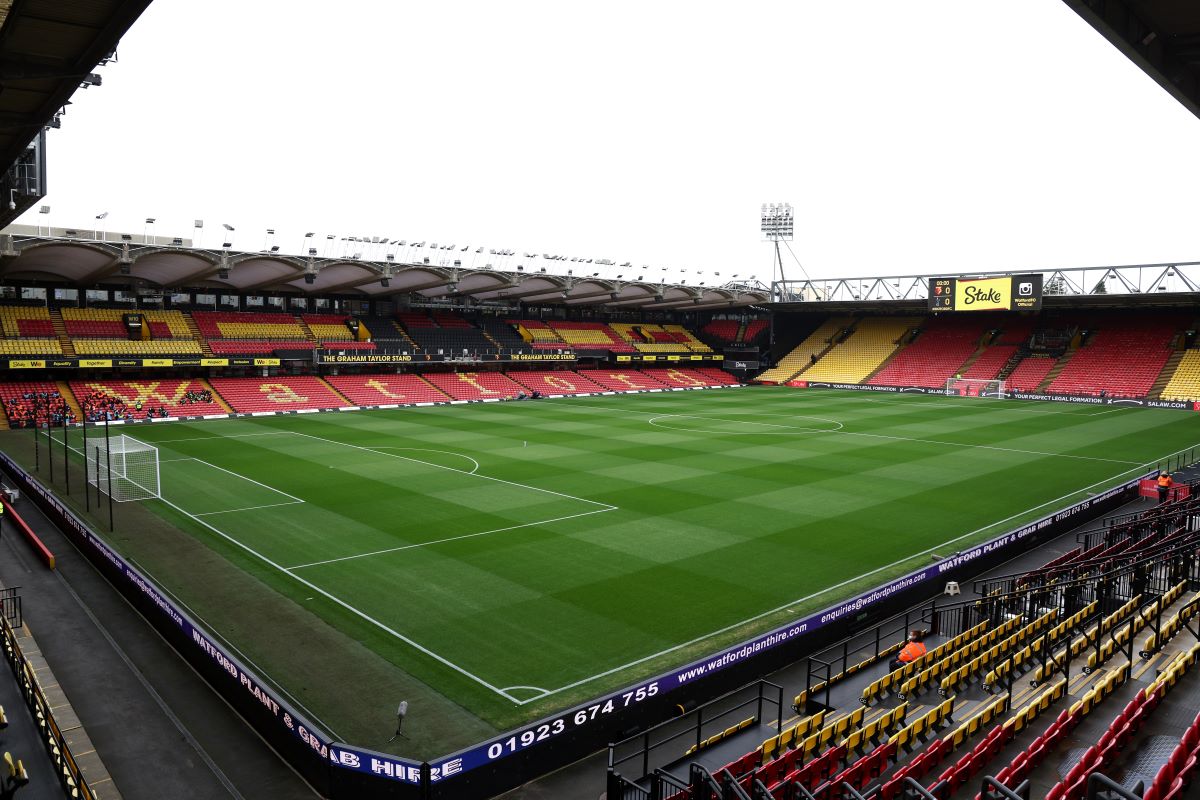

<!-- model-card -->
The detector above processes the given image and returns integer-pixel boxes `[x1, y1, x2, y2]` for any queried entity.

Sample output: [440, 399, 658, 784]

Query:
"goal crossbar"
[944, 377, 1007, 399]
[85, 434, 161, 502]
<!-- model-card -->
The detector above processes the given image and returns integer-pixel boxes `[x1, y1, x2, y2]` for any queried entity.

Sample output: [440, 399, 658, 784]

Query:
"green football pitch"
[14, 386, 1200, 754]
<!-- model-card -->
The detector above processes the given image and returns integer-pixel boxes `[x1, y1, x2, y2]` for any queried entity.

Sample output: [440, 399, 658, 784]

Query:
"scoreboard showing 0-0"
[928, 274, 1043, 312]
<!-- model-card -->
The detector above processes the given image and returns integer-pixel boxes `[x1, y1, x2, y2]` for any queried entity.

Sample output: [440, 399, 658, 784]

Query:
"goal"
[944, 378, 1006, 399]
[86, 434, 161, 502]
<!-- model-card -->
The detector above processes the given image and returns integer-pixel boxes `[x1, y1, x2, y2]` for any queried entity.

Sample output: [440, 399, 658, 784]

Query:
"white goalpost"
[944, 377, 1007, 399]
[86, 434, 161, 502]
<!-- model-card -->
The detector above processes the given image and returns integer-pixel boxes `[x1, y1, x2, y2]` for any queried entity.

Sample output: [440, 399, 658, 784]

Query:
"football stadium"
[1, 3, 1200, 800]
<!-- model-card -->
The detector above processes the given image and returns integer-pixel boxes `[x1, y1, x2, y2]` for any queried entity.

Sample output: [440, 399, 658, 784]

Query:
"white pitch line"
[291, 431, 616, 510]
[545, 401, 1141, 465]
[184, 457, 306, 504]
[369, 446, 480, 474]
[194, 500, 305, 517]
[511, 457, 1165, 705]
[153, 493, 523, 703]
[289, 507, 617, 569]
[150, 431, 296, 444]
[769, 390, 1133, 417]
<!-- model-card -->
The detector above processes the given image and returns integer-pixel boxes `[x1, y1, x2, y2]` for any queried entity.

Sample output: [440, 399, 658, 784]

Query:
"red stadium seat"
[207, 376, 346, 413]
[423, 372, 527, 401]
[507, 371, 607, 396]
[869, 315, 993, 389]
[324, 374, 449, 405]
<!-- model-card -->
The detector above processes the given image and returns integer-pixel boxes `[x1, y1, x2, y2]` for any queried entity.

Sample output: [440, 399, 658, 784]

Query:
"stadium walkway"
[0, 466, 317, 800]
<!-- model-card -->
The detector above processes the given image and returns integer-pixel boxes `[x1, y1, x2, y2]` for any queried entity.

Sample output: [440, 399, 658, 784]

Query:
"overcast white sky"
[18, 0, 1200, 287]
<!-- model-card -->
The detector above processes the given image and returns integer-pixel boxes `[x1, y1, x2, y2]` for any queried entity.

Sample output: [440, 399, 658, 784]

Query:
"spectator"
[1157, 471, 1173, 504]
[888, 630, 927, 671]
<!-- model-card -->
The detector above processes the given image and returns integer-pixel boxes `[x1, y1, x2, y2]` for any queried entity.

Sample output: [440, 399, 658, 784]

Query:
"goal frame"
[944, 377, 1007, 399]
[85, 434, 161, 502]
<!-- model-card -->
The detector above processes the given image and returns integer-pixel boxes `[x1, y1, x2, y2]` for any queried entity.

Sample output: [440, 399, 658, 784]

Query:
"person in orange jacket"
[1157, 471, 1174, 504]
[889, 629, 927, 671]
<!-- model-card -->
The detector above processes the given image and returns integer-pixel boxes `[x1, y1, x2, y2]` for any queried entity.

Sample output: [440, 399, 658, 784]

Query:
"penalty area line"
[288, 507, 617, 570]
[193, 500, 305, 517]
[154, 494, 525, 704]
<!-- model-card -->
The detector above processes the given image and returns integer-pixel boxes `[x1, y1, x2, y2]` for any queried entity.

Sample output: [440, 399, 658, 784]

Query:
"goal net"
[86, 434, 161, 502]
[944, 378, 1006, 399]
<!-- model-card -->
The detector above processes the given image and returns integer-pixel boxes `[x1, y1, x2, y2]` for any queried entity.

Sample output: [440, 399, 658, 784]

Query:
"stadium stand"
[301, 313, 355, 341]
[423, 371, 527, 400]
[359, 313, 419, 352]
[801, 316, 920, 384]
[1006, 353, 1059, 392]
[755, 317, 853, 383]
[319, 340, 377, 351]
[639, 367, 738, 388]
[478, 318, 530, 352]
[71, 379, 226, 419]
[960, 344, 1020, 381]
[0, 338, 62, 356]
[1159, 349, 1200, 402]
[608, 322, 711, 353]
[396, 310, 436, 330]
[692, 366, 743, 386]
[576, 369, 670, 392]
[547, 321, 634, 353]
[60, 307, 195, 340]
[507, 370, 608, 395]
[400, 313, 497, 355]
[702, 319, 740, 343]
[995, 314, 1039, 346]
[192, 310, 309, 341]
[207, 376, 347, 412]
[325, 374, 450, 405]
[868, 316, 989, 388]
[743, 319, 768, 342]
[1047, 315, 1181, 397]
[0, 304, 54, 337]
[208, 340, 316, 355]
[663, 323, 713, 352]
[507, 319, 569, 350]
[72, 339, 203, 355]
[0, 381, 75, 427]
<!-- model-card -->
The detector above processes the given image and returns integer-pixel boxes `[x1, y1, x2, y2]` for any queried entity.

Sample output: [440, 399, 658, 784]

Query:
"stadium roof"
[1064, 0, 1200, 121]
[0, 0, 150, 225]
[0, 227, 771, 310]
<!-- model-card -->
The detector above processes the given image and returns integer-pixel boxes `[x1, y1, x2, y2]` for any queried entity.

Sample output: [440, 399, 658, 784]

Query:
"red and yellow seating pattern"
[61, 308, 194, 338]
[546, 322, 635, 352]
[325, 374, 449, 405]
[576, 369, 670, 392]
[423, 371, 527, 400]
[640, 368, 735, 388]
[207, 376, 346, 412]
[508, 320, 567, 349]
[192, 311, 308, 340]
[508, 371, 609, 395]
[70, 379, 226, 418]
[0, 305, 54, 337]
[302, 313, 355, 341]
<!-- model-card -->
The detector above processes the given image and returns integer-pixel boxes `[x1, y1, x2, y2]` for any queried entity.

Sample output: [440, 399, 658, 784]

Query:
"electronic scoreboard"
[928, 274, 1042, 312]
